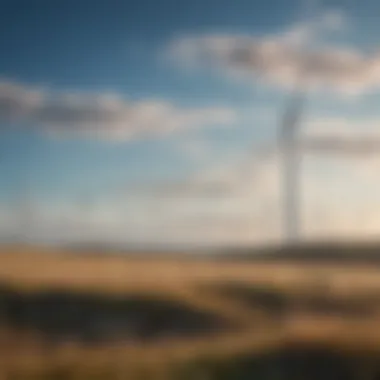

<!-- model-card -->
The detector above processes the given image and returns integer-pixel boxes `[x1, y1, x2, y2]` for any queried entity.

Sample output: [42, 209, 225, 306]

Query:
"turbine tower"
[276, 86, 380, 245]
[255, 1, 380, 244]
[279, 89, 306, 244]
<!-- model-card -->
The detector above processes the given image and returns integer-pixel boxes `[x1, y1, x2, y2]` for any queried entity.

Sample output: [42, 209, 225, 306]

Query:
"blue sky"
[2, 0, 380, 247]
[0, 0, 280, 200]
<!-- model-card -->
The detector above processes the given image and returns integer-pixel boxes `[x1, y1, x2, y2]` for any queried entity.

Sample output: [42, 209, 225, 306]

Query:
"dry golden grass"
[2, 244, 380, 378]
[3, 244, 380, 294]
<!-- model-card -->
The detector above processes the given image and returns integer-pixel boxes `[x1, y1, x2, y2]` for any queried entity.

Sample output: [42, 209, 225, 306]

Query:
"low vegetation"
[2, 245, 380, 379]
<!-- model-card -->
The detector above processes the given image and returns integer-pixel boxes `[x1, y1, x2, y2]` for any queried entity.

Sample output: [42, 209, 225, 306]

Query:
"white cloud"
[300, 117, 380, 155]
[0, 79, 236, 140]
[0, 81, 45, 121]
[169, 10, 380, 95]
[304, 117, 380, 138]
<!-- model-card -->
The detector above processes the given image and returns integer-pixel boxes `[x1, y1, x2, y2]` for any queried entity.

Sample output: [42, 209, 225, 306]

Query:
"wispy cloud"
[304, 117, 380, 138]
[168, 10, 380, 95]
[0, 79, 236, 140]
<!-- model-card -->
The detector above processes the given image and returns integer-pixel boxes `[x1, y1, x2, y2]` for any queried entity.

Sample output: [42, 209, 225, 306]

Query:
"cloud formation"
[0, 79, 236, 140]
[300, 117, 380, 155]
[169, 11, 380, 94]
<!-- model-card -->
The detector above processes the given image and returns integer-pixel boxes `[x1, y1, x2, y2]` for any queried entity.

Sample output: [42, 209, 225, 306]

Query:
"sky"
[2, 0, 380, 247]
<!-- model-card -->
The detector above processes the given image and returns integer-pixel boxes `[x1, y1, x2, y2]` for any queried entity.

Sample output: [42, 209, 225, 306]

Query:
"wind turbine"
[276, 72, 380, 246]
[273, 3, 380, 245]
[278, 87, 306, 244]
[11, 185, 37, 243]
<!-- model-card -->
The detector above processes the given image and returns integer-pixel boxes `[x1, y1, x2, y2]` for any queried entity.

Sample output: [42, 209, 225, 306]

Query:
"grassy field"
[2, 245, 380, 379]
